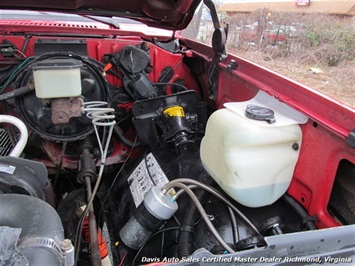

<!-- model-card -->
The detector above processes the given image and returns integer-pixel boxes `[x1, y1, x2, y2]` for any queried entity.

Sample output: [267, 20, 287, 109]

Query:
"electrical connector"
[0, 40, 17, 57]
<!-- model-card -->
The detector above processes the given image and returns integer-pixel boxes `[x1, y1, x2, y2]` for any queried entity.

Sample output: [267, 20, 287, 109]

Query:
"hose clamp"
[19, 237, 74, 266]
[20, 236, 62, 254]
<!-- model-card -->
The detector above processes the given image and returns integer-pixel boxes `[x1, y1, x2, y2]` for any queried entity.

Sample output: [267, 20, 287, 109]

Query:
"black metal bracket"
[203, 0, 229, 100]
[346, 129, 355, 148]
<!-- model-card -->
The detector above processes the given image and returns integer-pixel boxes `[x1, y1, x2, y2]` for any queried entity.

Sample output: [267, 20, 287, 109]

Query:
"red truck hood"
[0, 0, 202, 30]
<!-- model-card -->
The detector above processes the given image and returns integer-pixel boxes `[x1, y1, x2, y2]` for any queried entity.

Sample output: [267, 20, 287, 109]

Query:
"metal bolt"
[126, 47, 132, 54]
[142, 42, 150, 51]
[102, 55, 111, 63]
[42, 99, 51, 107]
[60, 239, 73, 252]
[207, 214, 215, 221]
[292, 143, 299, 151]
[60, 239, 74, 266]
[145, 66, 153, 73]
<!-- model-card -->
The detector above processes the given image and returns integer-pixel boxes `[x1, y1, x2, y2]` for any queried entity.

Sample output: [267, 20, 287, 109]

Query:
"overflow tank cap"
[245, 104, 276, 124]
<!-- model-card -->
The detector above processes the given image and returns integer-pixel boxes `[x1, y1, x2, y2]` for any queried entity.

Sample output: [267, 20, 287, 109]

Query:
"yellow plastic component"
[163, 106, 185, 118]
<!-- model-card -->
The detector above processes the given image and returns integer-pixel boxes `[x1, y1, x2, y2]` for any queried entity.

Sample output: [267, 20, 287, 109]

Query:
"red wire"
[97, 227, 108, 258]
[118, 251, 128, 266]
[15, 49, 27, 58]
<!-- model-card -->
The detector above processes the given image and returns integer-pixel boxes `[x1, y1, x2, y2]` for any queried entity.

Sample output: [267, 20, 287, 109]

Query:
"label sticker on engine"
[127, 153, 169, 207]
[0, 164, 16, 174]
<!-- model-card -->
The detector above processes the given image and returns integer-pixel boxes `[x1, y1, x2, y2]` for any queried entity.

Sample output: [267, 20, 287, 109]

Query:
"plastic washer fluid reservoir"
[200, 91, 308, 207]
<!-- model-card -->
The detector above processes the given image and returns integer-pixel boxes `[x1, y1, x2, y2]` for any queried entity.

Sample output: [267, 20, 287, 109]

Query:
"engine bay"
[0, 34, 354, 266]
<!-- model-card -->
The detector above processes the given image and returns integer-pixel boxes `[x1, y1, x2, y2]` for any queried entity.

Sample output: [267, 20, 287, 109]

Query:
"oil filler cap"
[245, 104, 276, 124]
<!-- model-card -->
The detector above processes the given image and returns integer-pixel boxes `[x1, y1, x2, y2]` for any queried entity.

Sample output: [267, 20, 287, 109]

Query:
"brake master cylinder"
[31, 58, 83, 124]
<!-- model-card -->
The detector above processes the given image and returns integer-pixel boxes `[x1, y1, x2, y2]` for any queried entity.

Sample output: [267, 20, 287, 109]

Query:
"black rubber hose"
[0, 194, 64, 265]
[177, 202, 197, 257]
[0, 84, 33, 101]
[113, 125, 140, 147]
[177, 175, 209, 257]
[283, 194, 317, 230]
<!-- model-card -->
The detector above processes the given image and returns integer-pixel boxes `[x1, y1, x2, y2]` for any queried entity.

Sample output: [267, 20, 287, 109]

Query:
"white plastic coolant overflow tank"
[200, 91, 308, 207]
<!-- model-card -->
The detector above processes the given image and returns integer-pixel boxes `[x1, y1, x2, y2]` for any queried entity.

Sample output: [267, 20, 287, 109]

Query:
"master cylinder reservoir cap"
[245, 104, 276, 124]
[31, 58, 82, 99]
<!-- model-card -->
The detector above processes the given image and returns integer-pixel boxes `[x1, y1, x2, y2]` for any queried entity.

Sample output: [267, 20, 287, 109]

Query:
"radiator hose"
[0, 194, 65, 265]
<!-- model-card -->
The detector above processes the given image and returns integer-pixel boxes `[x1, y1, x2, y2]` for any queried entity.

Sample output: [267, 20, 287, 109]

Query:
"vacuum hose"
[0, 194, 65, 265]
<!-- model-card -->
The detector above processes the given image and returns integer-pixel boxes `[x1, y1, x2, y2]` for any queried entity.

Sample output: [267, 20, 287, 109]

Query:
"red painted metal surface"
[288, 121, 354, 228]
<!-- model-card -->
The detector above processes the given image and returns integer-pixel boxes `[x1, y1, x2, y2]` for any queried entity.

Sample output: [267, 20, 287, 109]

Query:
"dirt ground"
[233, 50, 355, 108]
